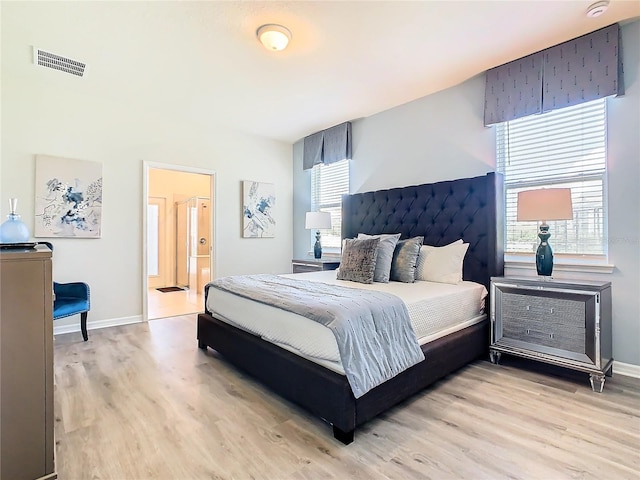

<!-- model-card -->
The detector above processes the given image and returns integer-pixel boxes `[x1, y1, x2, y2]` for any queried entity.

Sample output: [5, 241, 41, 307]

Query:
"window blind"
[496, 98, 607, 257]
[311, 159, 349, 249]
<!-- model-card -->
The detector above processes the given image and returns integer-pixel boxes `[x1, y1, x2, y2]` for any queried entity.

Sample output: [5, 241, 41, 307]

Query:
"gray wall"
[350, 74, 494, 193]
[292, 140, 311, 259]
[293, 20, 640, 367]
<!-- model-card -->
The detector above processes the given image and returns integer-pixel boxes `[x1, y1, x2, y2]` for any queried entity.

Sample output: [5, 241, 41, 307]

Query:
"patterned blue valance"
[484, 23, 624, 126]
[484, 53, 543, 126]
[543, 24, 623, 111]
[303, 122, 352, 170]
[303, 131, 324, 169]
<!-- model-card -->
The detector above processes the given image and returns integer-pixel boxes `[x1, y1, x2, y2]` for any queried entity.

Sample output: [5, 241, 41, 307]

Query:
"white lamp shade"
[257, 24, 291, 51]
[517, 188, 573, 222]
[305, 211, 331, 230]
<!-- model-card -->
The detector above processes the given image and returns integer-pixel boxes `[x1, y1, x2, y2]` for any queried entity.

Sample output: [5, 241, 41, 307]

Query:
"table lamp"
[517, 188, 573, 277]
[305, 211, 332, 259]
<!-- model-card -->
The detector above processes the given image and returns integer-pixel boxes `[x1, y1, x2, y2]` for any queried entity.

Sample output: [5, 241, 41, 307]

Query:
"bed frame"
[197, 172, 504, 444]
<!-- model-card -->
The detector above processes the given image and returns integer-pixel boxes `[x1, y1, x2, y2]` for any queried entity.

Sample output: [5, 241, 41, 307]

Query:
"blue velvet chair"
[53, 282, 90, 341]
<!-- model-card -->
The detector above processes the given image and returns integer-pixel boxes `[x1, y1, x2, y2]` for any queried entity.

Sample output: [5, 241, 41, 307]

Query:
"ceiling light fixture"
[586, 1, 609, 18]
[257, 24, 291, 51]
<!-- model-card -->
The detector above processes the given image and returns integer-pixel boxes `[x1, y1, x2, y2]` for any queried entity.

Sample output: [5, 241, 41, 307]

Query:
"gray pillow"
[357, 233, 401, 283]
[337, 237, 380, 284]
[390, 236, 424, 283]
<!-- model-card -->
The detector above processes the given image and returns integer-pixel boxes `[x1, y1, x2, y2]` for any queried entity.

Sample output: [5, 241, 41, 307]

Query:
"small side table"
[489, 276, 613, 392]
[292, 258, 340, 274]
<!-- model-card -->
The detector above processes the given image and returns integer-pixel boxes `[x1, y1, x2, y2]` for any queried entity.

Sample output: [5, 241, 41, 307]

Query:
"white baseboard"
[54, 315, 143, 336]
[53, 317, 640, 380]
[613, 361, 640, 379]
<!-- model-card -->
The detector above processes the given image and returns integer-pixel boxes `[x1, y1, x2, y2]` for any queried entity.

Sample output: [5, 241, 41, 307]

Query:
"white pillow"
[416, 240, 463, 275]
[416, 240, 468, 284]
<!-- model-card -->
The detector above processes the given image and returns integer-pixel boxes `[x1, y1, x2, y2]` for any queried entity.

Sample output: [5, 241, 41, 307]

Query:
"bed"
[197, 172, 504, 444]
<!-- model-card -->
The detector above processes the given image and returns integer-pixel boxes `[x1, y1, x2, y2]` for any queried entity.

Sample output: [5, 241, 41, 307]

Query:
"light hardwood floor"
[147, 288, 204, 320]
[54, 315, 640, 480]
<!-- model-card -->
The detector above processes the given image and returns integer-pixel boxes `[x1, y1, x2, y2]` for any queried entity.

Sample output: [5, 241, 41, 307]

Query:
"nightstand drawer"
[502, 292, 586, 328]
[292, 263, 322, 273]
[502, 320, 585, 354]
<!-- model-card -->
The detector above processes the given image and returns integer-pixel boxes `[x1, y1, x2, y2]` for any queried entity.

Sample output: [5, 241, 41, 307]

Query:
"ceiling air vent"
[32, 47, 87, 77]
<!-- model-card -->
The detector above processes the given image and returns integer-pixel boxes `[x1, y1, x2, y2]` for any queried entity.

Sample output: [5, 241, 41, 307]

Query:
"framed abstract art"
[242, 180, 275, 238]
[34, 155, 103, 238]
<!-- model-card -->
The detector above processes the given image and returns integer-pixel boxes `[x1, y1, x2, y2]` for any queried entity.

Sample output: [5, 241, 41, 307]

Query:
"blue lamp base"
[313, 231, 322, 259]
[536, 225, 553, 276]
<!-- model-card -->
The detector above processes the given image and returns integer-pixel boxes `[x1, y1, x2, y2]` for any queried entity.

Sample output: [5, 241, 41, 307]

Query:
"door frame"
[142, 161, 217, 322]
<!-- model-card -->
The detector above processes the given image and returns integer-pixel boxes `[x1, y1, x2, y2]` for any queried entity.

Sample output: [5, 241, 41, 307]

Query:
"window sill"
[505, 255, 615, 274]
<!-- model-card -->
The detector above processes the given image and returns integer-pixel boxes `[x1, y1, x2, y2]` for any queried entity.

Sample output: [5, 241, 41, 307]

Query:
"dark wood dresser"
[1, 245, 56, 479]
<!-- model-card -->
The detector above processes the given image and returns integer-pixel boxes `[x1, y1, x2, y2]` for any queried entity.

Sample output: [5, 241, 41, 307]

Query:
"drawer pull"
[549, 333, 554, 339]
[526, 305, 530, 311]
[550, 308, 554, 314]
[526, 329, 530, 335]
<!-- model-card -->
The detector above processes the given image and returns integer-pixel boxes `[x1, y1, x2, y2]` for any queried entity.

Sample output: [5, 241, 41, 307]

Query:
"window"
[496, 98, 607, 259]
[310, 159, 349, 250]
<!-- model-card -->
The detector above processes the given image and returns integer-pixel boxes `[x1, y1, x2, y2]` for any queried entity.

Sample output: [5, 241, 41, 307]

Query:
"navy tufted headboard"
[341, 172, 504, 290]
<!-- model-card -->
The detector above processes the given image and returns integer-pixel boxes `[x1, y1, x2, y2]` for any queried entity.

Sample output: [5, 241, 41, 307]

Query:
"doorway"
[144, 163, 216, 320]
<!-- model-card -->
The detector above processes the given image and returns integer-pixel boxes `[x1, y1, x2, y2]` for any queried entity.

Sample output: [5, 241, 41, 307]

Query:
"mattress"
[206, 270, 487, 374]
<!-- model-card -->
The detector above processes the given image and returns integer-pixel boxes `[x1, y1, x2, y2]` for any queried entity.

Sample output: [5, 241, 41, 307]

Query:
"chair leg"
[81, 312, 88, 341]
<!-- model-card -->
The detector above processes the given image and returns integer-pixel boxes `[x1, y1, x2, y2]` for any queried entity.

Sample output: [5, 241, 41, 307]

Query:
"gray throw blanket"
[209, 274, 425, 398]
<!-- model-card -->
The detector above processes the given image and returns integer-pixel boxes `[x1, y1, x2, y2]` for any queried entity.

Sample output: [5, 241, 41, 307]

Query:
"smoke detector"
[586, 1, 609, 18]
[32, 47, 87, 77]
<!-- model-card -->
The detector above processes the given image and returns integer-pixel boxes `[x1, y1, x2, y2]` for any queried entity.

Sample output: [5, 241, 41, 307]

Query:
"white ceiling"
[3, 1, 639, 143]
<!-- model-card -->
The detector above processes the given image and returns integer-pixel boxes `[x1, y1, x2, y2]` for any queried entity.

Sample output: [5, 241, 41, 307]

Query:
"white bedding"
[206, 270, 487, 375]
